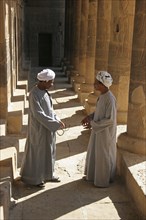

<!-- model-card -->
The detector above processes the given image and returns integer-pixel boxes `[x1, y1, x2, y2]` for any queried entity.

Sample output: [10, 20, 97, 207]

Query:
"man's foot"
[36, 182, 45, 188]
[46, 176, 61, 182]
[82, 176, 87, 181]
[82, 176, 93, 182]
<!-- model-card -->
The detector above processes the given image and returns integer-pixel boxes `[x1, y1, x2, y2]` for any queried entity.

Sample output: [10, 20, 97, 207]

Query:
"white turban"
[37, 69, 55, 81]
[96, 71, 113, 88]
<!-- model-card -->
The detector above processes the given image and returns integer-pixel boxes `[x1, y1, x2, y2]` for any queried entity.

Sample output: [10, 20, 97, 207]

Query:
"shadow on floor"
[10, 176, 140, 220]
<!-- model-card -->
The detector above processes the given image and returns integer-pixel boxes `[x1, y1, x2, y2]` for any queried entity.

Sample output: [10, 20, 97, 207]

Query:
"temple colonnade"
[0, 0, 145, 219]
[63, 0, 146, 157]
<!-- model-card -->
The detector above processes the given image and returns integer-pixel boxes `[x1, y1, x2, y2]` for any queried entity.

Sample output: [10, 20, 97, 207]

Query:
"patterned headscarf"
[37, 69, 55, 81]
[96, 71, 113, 88]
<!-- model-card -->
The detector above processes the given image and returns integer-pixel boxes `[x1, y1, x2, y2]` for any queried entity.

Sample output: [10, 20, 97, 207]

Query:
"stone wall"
[23, 0, 65, 67]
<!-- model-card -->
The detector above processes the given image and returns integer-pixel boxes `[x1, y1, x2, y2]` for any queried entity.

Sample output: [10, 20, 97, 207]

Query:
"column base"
[73, 75, 85, 92]
[117, 111, 128, 124]
[74, 83, 81, 93]
[78, 91, 90, 105]
[117, 132, 146, 155]
[84, 100, 96, 114]
[70, 70, 79, 86]
[80, 83, 94, 93]
[78, 84, 94, 105]
[83, 92, 99, 113]
[78, 89, 89, 106]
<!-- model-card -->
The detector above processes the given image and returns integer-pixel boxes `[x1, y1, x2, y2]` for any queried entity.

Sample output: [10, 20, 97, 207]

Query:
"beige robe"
[20, 86, 61, 185]
[85, 91, 117, 187]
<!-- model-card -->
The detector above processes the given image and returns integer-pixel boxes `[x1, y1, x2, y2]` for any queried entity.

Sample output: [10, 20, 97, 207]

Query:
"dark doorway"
[38, 33, 52, 66]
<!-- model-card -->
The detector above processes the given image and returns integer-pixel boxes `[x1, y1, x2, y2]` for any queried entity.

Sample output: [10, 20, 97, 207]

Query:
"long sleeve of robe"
[85, 91, 117, 187]
[20, 86, 61, 185]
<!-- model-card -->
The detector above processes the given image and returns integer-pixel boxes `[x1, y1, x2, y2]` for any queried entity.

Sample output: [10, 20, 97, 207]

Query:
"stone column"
[64, 0, 72, 65]
[118, 0, 146, 155]
[73, 0, 89, 92]
[69, 0, 81, 71]
[67, 0, 81, 83]
[78, 0, 98, 104]
[17, 0, 23, 80]
[72, 0, 81, 71]
[0, 0, 9, 119]
[85, 0, 112, 113]
[61, 0, 74, 79]
[107, 0, 136, 124]
[10, 1, 17, 92]
[95, 0, 112, 73]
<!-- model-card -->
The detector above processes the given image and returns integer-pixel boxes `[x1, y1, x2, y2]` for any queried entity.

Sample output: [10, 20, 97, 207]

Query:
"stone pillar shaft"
[118, 0, 146, 155]
[95, 0, 112, 72]
[85, 0, 97, 84]
[10, 1, 17, 91]
[85, 0, 112, 113]
[107, 0, 136, 123]
[79, 0, 97, 94]
[127, 1, 146, 140]
[67, 0, 74, 64]
[72, 0, 89, 93]
[0, 1, 9, 118]
[78, 0, 98, 104]
[79, 0, 89, 77]
[64, 0, 70, 61]
[70, 0, 81, 71]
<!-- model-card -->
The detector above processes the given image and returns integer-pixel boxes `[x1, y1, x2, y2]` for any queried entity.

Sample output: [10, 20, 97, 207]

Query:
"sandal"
[50, 177, 61, 182]
[36, 182, 45, 188]
[46, 176, 61, 182]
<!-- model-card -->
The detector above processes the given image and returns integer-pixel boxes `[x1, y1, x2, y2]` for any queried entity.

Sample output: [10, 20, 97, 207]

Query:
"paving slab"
[9, 69, 141, 220]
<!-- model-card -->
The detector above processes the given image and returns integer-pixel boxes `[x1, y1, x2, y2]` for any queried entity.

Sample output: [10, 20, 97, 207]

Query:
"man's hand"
[81, 116, 91, 129]
[59, 120, 66, 129]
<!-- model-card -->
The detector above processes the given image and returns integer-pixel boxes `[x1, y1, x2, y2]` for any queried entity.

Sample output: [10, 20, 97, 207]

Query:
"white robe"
[20, 86, 61, 185]
[85, 91, 117, 187]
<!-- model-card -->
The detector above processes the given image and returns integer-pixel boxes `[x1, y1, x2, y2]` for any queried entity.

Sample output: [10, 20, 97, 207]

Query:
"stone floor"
[9, 68, 141, 220]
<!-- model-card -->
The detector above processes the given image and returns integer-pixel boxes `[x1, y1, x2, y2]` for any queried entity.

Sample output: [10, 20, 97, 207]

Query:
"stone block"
[84, 100, 96, 114]
[0, 134, 26, 173]
[0, 142, 18, 180]
[7, 98, 25, 134]
[0, 180, 11, 220]
[7, 110, 23, 134]
[117, 132, 146, 155]
[117, 150, 146, 219]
